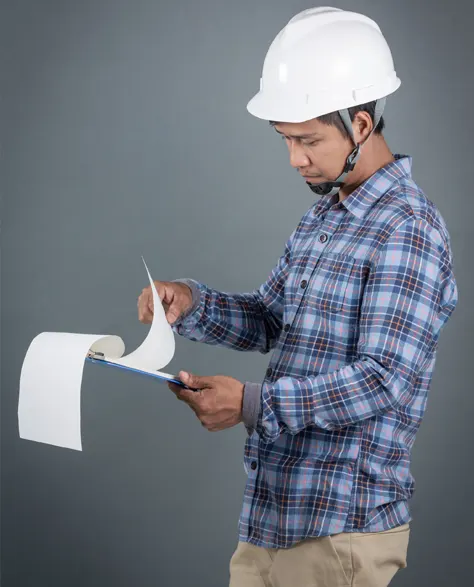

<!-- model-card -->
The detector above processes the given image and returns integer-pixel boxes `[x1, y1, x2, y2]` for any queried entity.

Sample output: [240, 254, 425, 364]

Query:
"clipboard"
[85, 351, 198, 391]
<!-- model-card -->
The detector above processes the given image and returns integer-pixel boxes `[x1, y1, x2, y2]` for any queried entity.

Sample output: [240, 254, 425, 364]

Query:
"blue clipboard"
[85, 354, 198, 391]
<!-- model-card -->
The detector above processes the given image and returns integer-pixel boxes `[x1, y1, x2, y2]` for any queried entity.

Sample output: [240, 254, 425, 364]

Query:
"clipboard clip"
[87, 350, 105, 360]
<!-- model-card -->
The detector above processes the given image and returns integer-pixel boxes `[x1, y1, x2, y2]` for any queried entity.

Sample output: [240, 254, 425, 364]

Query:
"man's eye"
[303, 140, 319, 146]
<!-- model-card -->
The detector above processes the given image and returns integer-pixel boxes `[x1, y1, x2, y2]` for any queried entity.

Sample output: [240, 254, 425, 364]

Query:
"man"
[137, 7, 458, 586]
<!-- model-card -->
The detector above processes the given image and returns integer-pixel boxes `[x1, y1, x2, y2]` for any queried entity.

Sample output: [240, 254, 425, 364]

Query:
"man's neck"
[338, 136, 394, 202]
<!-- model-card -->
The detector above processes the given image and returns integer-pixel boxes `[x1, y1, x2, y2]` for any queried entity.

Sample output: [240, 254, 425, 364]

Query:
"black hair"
[269, 100, 385, 139]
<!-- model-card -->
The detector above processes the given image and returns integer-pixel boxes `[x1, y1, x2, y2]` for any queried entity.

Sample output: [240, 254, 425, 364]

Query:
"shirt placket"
[283, 209, 341, 330]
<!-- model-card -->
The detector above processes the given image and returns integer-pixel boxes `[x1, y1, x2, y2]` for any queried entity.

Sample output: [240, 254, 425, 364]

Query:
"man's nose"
[288, 141, 310, 169]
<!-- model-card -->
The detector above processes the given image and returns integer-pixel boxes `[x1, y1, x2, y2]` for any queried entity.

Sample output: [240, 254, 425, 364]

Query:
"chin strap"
[308, 97, 386, 198]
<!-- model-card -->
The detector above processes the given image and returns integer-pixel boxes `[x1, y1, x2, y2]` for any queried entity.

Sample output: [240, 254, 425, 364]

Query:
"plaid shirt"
[172, 155, 458, 548]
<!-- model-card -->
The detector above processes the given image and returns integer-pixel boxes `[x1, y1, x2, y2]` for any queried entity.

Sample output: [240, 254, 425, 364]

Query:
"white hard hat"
[247, 7, 401, 123]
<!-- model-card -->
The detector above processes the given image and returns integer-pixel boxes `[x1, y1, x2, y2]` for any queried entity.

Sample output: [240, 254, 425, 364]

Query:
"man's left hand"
[168, 372, 244, 432]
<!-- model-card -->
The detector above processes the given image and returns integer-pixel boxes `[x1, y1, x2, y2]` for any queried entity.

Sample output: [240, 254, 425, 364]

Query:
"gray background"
[0, 0, 471, 585]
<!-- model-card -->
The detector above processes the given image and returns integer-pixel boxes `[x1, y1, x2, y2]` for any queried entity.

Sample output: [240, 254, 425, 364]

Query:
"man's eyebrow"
[273, 128, 321, 139]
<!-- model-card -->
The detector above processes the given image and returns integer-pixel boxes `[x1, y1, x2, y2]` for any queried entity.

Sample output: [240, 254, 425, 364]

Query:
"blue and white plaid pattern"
[173, 155, 458, 548]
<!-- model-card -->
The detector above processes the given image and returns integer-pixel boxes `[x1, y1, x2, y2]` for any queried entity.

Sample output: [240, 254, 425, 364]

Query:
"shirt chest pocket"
[305, 253, 355, 313]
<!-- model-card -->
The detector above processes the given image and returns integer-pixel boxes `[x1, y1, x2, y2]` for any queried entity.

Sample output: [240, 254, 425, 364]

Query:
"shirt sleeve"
[255, 216, 459, 443]
[169, 228, 297, 354]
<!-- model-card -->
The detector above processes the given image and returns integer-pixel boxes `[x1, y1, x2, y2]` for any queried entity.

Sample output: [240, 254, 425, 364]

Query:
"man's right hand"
[137, 281, 193, 325]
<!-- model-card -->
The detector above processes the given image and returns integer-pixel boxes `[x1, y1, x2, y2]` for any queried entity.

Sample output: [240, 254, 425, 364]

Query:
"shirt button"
[300, 280, 308, 289]
[319, 233, 328, 243]
[251, 461, 257, 470]
[284, 323, 291, 332]
[266, 367, 272, 377]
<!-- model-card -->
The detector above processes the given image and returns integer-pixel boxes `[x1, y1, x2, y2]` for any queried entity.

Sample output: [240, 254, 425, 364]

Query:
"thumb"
[166, 306, 180, 324]
[179, 371, 211, 390]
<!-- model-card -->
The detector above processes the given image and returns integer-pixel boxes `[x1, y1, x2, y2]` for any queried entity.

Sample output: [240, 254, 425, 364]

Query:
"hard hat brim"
[246, 76, 401, 123]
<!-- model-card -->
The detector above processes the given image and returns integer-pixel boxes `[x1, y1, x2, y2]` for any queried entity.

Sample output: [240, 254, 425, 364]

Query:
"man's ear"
[353, 111, 373, 142]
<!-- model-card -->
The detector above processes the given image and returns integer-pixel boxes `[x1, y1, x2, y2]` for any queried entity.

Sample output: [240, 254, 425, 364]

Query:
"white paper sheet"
[18, 259, 176, 451]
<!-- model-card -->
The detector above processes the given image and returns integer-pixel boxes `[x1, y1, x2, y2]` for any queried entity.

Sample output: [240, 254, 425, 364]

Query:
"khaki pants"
[229, 523, 410, 587]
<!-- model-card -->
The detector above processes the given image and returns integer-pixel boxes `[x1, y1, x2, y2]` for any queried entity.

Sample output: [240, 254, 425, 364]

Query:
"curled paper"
[18, 259, 177, 451]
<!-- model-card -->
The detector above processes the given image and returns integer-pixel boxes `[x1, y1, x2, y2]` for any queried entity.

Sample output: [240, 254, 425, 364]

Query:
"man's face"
[273, 118, 353, 186]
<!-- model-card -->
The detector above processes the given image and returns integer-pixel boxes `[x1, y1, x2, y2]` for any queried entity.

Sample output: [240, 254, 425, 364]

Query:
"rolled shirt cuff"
[242, 382, 262, 435]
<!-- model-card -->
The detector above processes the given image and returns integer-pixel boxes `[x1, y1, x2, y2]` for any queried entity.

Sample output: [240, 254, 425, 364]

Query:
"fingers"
[137, 292, 153, 323]
[138, 282, 181, 325]
[137, 281, 165, 324]
[168, 372, 210, 420]
[168, 377, 230, 432]
[137, 281, 194, 327]
[161, 285, 182, 324]
[168, 372, 211, 404]
[168, 382, 202, 406]
[178, 371, 212, 390]
[166, 306, 180, 325]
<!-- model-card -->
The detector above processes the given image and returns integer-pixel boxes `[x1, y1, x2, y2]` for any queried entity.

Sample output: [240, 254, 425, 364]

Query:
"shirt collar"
[317, 154, 413, 220]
